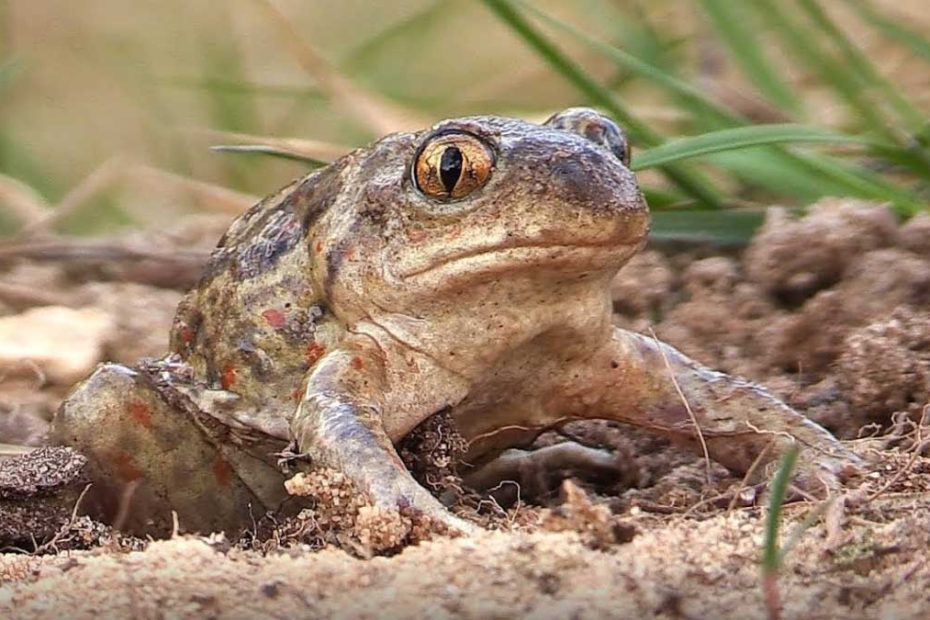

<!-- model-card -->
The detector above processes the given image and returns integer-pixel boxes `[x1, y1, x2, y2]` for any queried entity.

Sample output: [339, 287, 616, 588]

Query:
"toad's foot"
[769, 444, 863, 500]
[291, 342, 476, 538]
[290, 400, 476, 537]
[463, 442, 635, 507]
[556, 328, 862, 498]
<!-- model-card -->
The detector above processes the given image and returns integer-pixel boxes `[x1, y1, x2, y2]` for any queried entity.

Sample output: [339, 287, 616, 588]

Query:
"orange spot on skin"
[345, 247, 355, 260]
[128, 400, 153, 430]
[315, 240, 323, 254]
[179, 325, 195, 346]
[407, 229, 427, 243]
[351, 356, 365, 371]
[305, 342, 326, 366]
[109, 450, 143, 482]
[262, 308, 286, 329]
[221, 363, 237, 389]
[290, 387, 302, 401]
[212, 456, 233, 487]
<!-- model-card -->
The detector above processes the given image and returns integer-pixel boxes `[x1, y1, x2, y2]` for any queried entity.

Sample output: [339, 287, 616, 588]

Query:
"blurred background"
[0, 0, 928, 240]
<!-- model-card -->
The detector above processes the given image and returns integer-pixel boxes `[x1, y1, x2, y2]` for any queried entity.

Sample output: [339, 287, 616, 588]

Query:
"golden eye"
[413, 132, 494, 200]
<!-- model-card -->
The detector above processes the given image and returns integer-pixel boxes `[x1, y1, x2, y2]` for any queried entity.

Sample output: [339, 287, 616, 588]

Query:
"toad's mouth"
[395, 239, 642, 281]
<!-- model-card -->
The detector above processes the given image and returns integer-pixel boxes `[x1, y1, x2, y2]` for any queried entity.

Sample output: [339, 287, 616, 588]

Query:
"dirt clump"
[399, 409, 469, 498]
[899, 212, 930, 256]
[743, 199, 899, 302]
[282, 467, 461, 556]
[767, 247, 930, 377]
[610, 249, 676, 318]
[0, 447, 89, 548]
[658, 256, 781, 377]
[538, 479, 637, 549]
[835, 308, 930, 425]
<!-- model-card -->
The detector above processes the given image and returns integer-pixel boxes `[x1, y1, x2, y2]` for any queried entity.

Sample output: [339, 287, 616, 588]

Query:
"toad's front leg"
[290, 336, 475, 535]
[560, 328, 860, 495]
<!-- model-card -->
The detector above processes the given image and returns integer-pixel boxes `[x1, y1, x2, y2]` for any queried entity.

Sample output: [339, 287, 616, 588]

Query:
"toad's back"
[169, 161, 349, 410]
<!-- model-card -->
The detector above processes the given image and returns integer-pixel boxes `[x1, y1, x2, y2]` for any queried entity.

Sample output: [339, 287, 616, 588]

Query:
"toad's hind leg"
[51, 363, 288, 536]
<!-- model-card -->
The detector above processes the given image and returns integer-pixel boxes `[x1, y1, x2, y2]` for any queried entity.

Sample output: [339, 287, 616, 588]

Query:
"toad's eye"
[413, 132, 494, 200]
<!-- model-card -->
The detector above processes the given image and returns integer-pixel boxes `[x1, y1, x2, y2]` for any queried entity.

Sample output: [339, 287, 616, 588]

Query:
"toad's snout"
[534, 108, 649, 245]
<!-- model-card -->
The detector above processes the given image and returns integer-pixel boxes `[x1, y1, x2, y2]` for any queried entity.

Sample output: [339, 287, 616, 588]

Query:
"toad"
[52, 108, 857, 535]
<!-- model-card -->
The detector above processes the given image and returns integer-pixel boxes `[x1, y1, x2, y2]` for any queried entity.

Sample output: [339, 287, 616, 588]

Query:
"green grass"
[481, 0, 726, 209]
[479, 0, 929, 239]
[761, 445, 797, 620]
[844, 0, 930, 64]
[762, 445, 799, 576]
[695, 0, 801, 115]
[632, 124, 869, 170]
[760, 444, 836, 620]
[0, 1, 927, 239]
[0, 60, 19, 94]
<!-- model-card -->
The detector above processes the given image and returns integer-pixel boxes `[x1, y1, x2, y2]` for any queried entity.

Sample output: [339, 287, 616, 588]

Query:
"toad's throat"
[397, 239, 638, 280]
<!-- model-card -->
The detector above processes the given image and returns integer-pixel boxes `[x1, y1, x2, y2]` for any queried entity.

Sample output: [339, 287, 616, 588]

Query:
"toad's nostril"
[544, 107, 630, 167]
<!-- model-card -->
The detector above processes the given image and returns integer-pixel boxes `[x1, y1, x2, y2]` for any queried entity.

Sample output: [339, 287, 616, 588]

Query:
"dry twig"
[649, 328, 712, 484]
[251, 0, 426, 135]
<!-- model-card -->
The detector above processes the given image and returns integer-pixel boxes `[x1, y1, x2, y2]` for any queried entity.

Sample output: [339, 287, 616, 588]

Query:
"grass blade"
[200, 129, 351, 166]
[210, 145, 328, 167]
[763, 444, 799, 573]
[343, 0, 448, 73]
[640, 186, 688, 210]
[706, 148, 861, 202]
[776, 498, 834, 565]
[789, 151, 926, 215]
[650, 208, 765, 245]
[500, 1, 926, 213]
[708, 147, 925, 215]
[795, 0, 926, 131]
[251, 0, 427, 134]
[695, 0, 801, 115]
[163, 77, 325, 101]
[482, 0, 648, 136]
[750, 0, 891, 139]
[762, 444, 799, 620]
[517, 0, 738, 128]
[843, 0, 930, 63]
[633, 125, 867, 170]
[0, 59, 20, 95]
[481, 0, 725, 208]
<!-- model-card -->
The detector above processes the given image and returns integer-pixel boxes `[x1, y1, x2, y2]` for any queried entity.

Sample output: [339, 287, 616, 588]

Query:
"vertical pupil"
[439, 146, 463, 194]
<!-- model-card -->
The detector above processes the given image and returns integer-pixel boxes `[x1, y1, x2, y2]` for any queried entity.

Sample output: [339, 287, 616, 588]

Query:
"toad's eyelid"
[415, 128, 498, 157]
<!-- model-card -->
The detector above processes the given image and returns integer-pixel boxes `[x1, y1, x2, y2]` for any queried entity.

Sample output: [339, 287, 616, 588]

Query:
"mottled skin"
[53, 109, 857, 535]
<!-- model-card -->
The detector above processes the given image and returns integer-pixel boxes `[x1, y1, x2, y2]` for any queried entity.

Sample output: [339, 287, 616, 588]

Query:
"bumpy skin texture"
[53, 108, 857, 535]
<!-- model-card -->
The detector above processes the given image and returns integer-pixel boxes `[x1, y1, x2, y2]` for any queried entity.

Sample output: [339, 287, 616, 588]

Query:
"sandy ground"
[1, 199, 929, 619]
